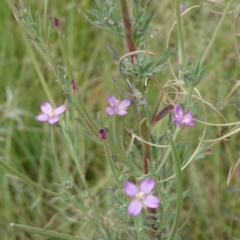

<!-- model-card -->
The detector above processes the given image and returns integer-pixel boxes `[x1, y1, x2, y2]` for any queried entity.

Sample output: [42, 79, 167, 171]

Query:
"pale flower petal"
[124, 181, 138, 197]
[143, 195, 160, 208]
[106, 107, 115, 115]
[41, 102, 52, 114]
[128, 199, 143, 216]
[117, 109, 127, 115]
[54, 104, 66, 116]
[182, 112, 194, 126]
[118, 99, 131, 109]
[174, 106, 183, 118]
[48, 116, 59, 124]
[140, 178, 155, 194]
[35, 113, 49, 122]
[107, 95, 118, 106]
[173, 118, 182, 126]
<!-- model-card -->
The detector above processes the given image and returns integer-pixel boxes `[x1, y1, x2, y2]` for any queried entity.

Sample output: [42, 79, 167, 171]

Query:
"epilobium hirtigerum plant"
[3, 0, 240, 239]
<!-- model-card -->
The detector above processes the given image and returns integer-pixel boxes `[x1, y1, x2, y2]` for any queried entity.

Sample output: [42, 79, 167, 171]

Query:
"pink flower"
[105, 95, 131, 116]
[35, 102, 66, 124]
[173, 105, 194, 127]
[124, 178, 160, 216]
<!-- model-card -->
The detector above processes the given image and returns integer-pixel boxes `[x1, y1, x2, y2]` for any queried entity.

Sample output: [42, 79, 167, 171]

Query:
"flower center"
[48, 110, 54, 118]
[136, 191, 146, 201]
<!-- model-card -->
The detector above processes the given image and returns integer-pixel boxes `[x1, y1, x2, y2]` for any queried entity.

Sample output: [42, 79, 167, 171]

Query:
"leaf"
[105, 43, 119, 64]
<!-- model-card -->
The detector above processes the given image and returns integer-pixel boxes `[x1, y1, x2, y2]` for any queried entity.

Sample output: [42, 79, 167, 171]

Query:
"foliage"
[0, 0, 240, 239]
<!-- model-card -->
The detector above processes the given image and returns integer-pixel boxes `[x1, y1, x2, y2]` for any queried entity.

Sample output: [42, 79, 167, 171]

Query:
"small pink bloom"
[173, 105, 194, 127]
[35, 102, 66, 125]
[105, 95, 131, 116]
[124, 178, 160, 216]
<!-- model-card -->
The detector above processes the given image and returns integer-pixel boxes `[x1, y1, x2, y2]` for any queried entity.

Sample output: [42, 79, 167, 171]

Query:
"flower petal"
[107, 95, 118, 106]
[128, 199, 143, 216]
[173, 118, 182, 126]
[140, 178, 155, 194]
[143, 195, 160, 208]
[118, 99, 131, 109]
[123, 181, 138, 197]
[35, 113, 49, 122]
[175, 106, 183, 116]
[182, 112, 194, 126]
[54, 104, 66, 116]
[40, 102, 53, 114]
[117, 109, 127, 115]
[48, 116, 59, 124]
[106, 107, 115, 115]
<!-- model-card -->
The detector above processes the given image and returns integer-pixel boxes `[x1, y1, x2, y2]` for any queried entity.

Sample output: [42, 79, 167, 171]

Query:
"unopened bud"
[103, 17, 108, 23]
[54, 18, 60, 29]
[179, 4, 184, 13]
[71, 80, 79, 94]
[99, 128, 107, 140]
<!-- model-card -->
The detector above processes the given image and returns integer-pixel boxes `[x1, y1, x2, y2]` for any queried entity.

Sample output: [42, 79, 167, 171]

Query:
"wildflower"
[173, 105, 194, 127]
[124, 178, 160, 216]
[35, 102, 66, 124]
[98, 128, 107, 140]
[179, 4, 184, 13]
[105, 95, 130, 116]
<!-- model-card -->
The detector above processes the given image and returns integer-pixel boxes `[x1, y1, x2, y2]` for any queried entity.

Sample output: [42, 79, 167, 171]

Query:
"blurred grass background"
[0, 0, 240, 239]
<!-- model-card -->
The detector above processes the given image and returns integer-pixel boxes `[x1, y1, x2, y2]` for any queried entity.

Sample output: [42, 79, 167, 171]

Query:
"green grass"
[1, 0, 240, 239]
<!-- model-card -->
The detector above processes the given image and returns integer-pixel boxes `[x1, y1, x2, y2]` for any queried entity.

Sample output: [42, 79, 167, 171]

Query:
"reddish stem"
[119, 0, 138, 64]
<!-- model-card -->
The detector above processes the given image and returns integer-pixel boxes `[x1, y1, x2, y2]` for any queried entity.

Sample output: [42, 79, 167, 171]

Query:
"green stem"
[155, 128, 180, 175]
[68, 97, 139, 172]
[51, 126, 62, 181]
[72, 93, 99, 137]
[103, 141, 121, 189]
[43, 0, 49, 41]
[6, 0, 56, 104]
[200, 0, 233, 65]
[112, 115, 117, 144]
[107, 139, 140, 172]
[133, 215, 143, 240]
[166, 130, 183, 240]
[72, 95, 139, 172]
[186, 86, 193, 107]
[58, 31, 74, 80]
[139, 118, 151, 174]
[10, 223, 80, 240]
[21, 32, 55, 105]
[174, 0, 186, 68]
[0, 159, 59, 196]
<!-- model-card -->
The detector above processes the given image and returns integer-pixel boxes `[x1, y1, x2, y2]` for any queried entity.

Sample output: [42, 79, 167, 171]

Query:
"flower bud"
[71, 80, 79, 94]
[54, 18, 60, 30]
[99, 128, 107, 140]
